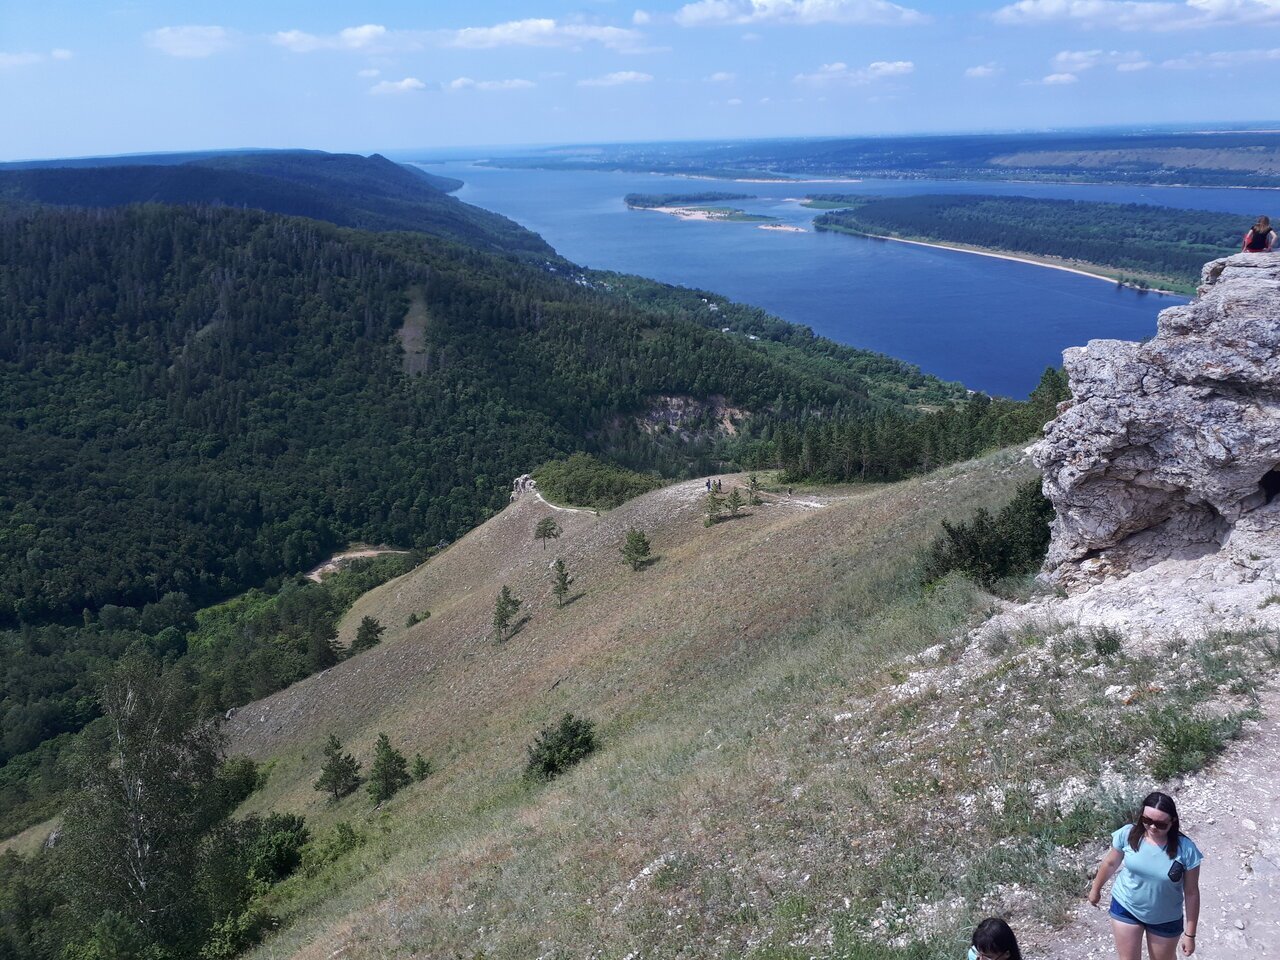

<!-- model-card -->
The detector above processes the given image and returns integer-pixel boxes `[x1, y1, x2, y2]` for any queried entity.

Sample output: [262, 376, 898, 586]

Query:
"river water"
[422, 161, 1272, 397]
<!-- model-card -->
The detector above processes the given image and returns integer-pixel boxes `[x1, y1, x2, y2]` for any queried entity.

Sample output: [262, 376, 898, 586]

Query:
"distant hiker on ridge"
[967, 918, 1022, 960]
[1242, 215, 1276, 253]
[1087, 791, 1202, 959]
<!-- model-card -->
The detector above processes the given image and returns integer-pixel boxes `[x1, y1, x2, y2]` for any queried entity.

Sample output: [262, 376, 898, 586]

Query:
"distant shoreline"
[829, 230, 1188, 297]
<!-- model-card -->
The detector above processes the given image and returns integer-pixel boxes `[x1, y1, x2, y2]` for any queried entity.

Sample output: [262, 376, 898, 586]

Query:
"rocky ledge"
[1034, 252, 1280, 590]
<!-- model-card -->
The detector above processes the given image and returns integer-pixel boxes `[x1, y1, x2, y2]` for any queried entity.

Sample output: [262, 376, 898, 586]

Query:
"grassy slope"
[203, 451, 1278, 958]
[228, 453, 1032, 958]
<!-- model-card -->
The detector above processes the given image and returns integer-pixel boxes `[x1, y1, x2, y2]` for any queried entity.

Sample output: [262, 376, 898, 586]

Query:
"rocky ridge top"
[1034, 252, 1280, 598]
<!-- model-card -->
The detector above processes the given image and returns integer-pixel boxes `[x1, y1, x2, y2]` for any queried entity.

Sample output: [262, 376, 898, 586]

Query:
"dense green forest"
[0, 199, 977, 822]
[623, 192, 753, 208]
[766, 368, 1069, 484]
[0, 151, 545, 256]
[813, 194, 1244, 292]
[0, 553, 417, 838]
[0, 202, 963, 626]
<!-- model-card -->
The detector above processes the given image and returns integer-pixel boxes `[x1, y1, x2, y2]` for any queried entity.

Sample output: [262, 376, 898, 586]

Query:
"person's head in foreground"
[968, 917, 1022, 960]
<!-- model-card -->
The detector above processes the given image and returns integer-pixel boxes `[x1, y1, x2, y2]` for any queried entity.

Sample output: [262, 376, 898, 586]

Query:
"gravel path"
[1041, 685, 1280, 960]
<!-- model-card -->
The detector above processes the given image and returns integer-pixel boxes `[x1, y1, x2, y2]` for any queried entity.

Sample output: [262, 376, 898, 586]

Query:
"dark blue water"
[424, 162, 1273, 397]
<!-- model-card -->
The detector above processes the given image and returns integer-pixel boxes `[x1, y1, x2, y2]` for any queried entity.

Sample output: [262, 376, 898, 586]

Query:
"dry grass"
[229, 450, 1277, 960]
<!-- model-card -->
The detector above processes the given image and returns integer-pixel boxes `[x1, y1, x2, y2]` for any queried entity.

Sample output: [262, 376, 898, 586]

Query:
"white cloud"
[675, 0, 929, 26]
[1052, 48, 1145, 71]
[1116, 58, 1151, 69]
[446, 76, 536, 91]
[964, 62, 1002, 77]
[145, 25, 233, 58]
[274, 24, 395, 53]
[728, 96, 743, 104]
[370, 77, 426, 95]
[993, 0, 1280, 31]
[1162, 46, 1280, 68]
[357, 68, 381, 77]
[633, 9, 653, 23]
[1041, 71, 1079, 83]
[578, 70, 654, 86]
[0, 52, 43, 68]
[449, 19, 643, 50]
[707, 70, 737, 81]
[794, 59, 914, 84]
[50, 49, 73, 60]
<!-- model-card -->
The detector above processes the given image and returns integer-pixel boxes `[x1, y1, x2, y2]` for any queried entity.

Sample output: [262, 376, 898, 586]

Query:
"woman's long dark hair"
[1128, 791, 1181, 858]
[972, 918, 1023, 960]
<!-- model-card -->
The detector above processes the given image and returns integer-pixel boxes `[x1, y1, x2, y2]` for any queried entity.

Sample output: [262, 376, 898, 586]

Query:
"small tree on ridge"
[534, 517, 563, 551]
[493, 585, 523, 641]
[551, 557, 573, 608]
[349, 616, 385, 655]
[314, 734, 361, 802]
[366, 733, 411, 805]
[620, 528, 651, 571]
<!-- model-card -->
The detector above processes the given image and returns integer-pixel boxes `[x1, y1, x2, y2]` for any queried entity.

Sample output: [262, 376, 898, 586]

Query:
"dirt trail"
[304, 548, 410, 582]
[1041, 685, 1280, 959]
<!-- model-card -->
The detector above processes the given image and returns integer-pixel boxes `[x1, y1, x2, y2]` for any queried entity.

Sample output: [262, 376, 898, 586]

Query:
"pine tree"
[349, 616, 385, 655]
[551, 557, 573, 607]
[314, 734, 361, 802]
[410, 754, 433, 782]
[534, 517, 562, 551]
[747, 473, 763, 506]
[725, 487, 746, 516]
[366, 733, 411, 805]
[307, 625, 341, 671]
[704, 490, 726, 527]
[620, 528, 651, 571]
[493, 585, 523, 641]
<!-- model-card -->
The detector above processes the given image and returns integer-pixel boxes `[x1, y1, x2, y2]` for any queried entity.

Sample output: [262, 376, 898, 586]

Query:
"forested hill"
[0, 150, 543, 256]
[0, 202, 957, 627]
[814, 194, 1243, 293]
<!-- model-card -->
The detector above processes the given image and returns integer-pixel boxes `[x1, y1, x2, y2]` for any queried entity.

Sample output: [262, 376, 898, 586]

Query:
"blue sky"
[2, 0, 1278, 160]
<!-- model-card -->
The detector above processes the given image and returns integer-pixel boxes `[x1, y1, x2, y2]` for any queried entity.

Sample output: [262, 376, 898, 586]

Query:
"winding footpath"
[1042, 686, 1280, 959]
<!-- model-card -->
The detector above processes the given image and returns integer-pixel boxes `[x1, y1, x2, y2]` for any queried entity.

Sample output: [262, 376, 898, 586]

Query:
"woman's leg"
[1144, 931, 1179, 960]
[1111, 919, 1145, 960]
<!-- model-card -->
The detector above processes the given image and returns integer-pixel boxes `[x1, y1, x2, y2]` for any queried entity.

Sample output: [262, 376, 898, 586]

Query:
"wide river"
[422, 161, 1272, 397]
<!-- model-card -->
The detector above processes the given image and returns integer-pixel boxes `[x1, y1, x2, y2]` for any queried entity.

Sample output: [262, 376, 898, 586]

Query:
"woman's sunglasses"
[1142, 815, 1174, 831]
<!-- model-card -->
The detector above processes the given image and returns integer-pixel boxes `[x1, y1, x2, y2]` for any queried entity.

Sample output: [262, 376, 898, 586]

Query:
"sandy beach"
[849, 232, 1186, 297]
[758, 223, 805, 233]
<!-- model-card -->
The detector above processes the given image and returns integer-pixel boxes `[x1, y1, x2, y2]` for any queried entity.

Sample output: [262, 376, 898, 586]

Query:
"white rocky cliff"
[1034, 252, 1280, 594]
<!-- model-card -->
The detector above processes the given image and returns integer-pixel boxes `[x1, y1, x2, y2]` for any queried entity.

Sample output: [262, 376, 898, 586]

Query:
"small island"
[812, 194, 1245, 295]
[625, 192, 779, 224]
[801, 194, 863, 209]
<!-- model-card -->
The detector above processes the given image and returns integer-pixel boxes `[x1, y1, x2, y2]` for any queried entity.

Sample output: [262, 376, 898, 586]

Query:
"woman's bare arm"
[1181, 866, 1201, 955]
[1088, 848, 1124, 905]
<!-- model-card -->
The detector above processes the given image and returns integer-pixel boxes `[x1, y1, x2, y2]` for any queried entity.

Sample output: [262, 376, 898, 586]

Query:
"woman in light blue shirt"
[1087, 791, 1202, 960]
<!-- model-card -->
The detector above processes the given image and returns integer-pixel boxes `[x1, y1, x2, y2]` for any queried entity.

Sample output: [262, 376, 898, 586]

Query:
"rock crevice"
[1034, 252, 1280, 588]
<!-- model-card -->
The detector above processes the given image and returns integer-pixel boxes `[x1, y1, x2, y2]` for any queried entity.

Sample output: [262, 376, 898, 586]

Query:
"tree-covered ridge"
[0, 203, 959, 627]
[813, 194, 1244, 292]
[0, 150, 545, 256]
[624, 192, 754, 208]
[481, 130, 1280, 187]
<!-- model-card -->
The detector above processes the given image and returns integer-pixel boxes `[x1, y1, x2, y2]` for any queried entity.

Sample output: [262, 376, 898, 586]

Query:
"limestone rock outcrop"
[1034, 253, 1280, 589]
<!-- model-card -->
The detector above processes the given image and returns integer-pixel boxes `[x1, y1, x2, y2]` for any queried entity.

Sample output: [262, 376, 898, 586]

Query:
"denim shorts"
[1110, 897, 1184, 938]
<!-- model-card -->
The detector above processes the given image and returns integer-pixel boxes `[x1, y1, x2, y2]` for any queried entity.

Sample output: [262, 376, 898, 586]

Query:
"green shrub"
[525, 713, 598, 781]
[533, 453, 661, 509]
[1091, 626, 1124, 657]
[1149, 707, 1241, 779]
[302, 821, 365, 876]
[921, 479, 1052, 589]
